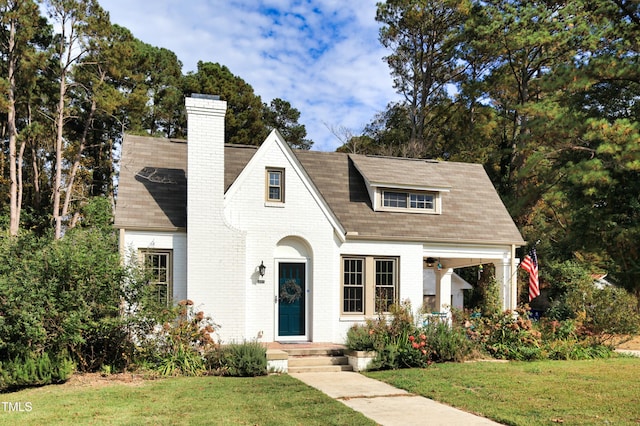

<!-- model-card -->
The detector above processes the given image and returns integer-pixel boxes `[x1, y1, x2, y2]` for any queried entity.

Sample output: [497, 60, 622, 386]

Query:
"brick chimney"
[184, 94, 246, 340]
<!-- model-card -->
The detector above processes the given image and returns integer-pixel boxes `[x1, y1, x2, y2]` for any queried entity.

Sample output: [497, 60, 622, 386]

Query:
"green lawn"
[366, 357, 640, 425]
[2, 358, 640, 425]
[0, 375, 375, 426]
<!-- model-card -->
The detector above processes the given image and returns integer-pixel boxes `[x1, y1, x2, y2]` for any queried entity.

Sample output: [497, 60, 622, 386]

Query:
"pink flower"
[408, 335, 415, 342]
[420, 341, 426, 347]
[421, 349, 427, 355]
[412, 342, 419, 349]
[420, 334, 426, 340]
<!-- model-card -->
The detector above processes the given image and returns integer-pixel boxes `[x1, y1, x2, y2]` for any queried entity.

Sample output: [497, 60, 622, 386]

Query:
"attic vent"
[191, 93, 220, 100]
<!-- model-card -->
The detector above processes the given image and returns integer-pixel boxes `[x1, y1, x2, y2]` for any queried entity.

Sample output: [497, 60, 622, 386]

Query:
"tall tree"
[0, 0, 42, 236]
[376, 0, 470, 157]
[262, 98, 312, 150]
[181, 62, 267, 145]
[44, 0, 110, 239]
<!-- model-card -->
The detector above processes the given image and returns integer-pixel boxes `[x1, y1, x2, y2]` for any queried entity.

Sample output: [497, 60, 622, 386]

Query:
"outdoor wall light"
[258, 261, 266, 277]
[425, 257, 437, 267]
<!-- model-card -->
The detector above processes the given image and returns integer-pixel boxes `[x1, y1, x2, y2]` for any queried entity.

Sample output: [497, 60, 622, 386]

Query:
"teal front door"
[278, 262, 305, 337]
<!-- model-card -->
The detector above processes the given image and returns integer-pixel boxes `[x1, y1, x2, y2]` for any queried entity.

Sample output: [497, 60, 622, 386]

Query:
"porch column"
[493, 259, 516, 310]
[435, 268, 453, 313]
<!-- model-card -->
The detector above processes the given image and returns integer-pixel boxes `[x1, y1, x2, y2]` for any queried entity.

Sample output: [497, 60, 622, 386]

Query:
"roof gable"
[224, 130, 346, 240]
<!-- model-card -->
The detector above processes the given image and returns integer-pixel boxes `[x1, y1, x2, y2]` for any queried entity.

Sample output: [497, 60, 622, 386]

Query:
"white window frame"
[380, 189, 438, 213]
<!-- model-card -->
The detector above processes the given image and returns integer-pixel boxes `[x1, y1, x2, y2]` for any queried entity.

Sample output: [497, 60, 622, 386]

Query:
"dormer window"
[410, 193, 434, 209]
[348, 154, 449, 215]
[381, 190, 437, 213]
[266, 168, 285, 203]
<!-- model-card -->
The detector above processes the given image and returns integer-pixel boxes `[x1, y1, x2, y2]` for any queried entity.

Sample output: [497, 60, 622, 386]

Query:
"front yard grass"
[0, 374, 375, 425]
[3, 358, 640, 425]
[366, 357, 640, 425]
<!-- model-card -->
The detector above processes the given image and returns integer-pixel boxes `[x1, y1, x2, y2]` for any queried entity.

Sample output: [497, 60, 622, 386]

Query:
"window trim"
[342, 257, 365, 314]
[380, 189, 438, 213]
[266, 168, 285, 203]
[374, 257, 398, 314]
[140, 249, 173, 307]
[341, 255, 399, 316]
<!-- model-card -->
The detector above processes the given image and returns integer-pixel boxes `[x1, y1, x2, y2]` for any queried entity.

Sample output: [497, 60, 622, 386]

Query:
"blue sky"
[97, 0, 401, 151]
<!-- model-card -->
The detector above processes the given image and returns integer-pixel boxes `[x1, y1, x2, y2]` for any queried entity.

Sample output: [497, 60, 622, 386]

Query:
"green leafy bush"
[141, 300, 218, 377]
[466, 308, 544, 361]
[208, 341, 267, 377]
[424, 321, 475, 363]
[345, 322, 377, 351]
[466, 307, 616, 361]
[0, 197, 188, 384]
[345, 302, 434, 370]
[0, 353, 74, 391]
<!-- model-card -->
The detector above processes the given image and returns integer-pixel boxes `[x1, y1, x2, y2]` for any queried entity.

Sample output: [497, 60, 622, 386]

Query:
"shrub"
[466, 307, 617, 361]
[423, 321, 475, 363]
[0, 353, 74, 391]
[345, 302, 434, 370]
[345, 322, 376, 351]
[0, 201, 139, 374]
[467, 308, 544, 361]
[208, 341, 267, 377]
[141, 300, 219, 377]
[582, 287, 640, 342]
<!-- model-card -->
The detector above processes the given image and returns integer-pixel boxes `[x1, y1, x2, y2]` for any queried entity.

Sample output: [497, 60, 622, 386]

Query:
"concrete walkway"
[616, 349, 640, 357]
[291, 371, 501, 426]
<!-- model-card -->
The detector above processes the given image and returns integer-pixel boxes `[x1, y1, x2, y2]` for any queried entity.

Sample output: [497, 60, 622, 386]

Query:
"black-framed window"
[341, 256, 398, 315]
[141, 249, 173, 306]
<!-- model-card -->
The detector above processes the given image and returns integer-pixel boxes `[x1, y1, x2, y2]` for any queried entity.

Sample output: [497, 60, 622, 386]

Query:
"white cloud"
[99, 0, 400, 151]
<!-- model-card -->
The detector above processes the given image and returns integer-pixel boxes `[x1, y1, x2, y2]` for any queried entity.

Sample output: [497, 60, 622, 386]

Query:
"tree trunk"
[8, 12, 20, 237]
[53, 74, 66, 240]
[62, 89, 100, 230]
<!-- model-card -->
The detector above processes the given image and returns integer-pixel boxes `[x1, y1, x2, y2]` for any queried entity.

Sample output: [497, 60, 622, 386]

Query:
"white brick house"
[115, 94, 525, 344]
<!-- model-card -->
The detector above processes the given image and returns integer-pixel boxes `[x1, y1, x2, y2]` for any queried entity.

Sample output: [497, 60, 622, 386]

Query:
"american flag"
[521, 248, 540, 302]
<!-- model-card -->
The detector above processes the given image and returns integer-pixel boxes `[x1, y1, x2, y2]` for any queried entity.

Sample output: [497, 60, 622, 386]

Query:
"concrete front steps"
[266, 344, 354, 373]
[287, 348, 352, 373]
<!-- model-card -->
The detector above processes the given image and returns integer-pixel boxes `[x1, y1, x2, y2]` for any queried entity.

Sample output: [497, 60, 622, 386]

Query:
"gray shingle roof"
[115, 135, 188, 230]
[295, 151, 524, 245]
[115, 134, 524, 245]
[350, 154, 451, 189]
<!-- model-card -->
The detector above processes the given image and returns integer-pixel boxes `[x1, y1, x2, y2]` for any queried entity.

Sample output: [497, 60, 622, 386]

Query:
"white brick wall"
[186, 96, 247, 342]
[225, 134, 339, 342]
[121, 230, 187, 302]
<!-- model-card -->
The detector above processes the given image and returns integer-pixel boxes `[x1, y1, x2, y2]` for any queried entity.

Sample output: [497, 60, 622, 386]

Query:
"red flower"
[408, 335, 415, 342]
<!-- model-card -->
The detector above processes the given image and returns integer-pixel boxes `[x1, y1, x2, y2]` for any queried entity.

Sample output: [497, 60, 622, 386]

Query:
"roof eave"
[114, 224, 187, 233]
[344, 233, 525, 247]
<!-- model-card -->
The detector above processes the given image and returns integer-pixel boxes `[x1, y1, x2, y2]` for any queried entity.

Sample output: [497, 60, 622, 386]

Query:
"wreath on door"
[280, 279, 302, 303]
